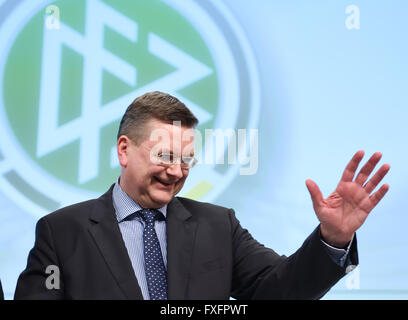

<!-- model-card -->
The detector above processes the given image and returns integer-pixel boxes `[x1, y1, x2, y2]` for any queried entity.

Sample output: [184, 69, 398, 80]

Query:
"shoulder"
[174, 196, 235, 221]
[40, 185, 114, 227]
[175, 196, 229, 211]
[43, 198, 98, 222]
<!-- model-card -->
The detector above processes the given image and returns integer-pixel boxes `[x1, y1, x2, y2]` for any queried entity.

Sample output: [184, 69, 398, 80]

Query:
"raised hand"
[306, 150, 390, 248]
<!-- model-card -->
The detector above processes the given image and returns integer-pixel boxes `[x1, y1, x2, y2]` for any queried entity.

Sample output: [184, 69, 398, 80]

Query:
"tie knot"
[139, 209, 162, 224]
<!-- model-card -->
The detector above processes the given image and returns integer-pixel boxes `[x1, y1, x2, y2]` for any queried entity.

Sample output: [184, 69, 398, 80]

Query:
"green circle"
[3, 0, 219, 193]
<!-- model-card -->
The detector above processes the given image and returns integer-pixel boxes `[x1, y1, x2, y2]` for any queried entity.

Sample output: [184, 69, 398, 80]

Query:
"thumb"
[305, 179, 323, 209]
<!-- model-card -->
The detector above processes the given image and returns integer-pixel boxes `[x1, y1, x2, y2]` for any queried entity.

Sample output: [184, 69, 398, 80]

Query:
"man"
[14, 91, 390, 299]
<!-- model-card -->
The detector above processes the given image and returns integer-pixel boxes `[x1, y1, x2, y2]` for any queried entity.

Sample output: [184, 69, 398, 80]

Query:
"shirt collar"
[112, 179, 167, 222]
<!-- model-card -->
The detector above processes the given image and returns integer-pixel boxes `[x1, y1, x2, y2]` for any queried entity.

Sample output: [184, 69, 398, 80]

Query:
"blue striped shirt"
[112, 181, 167, 300]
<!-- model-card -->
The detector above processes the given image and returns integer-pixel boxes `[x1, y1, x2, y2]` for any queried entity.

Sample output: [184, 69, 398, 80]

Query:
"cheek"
[183, 170, 190, 179]
[176, 172, 189, 186]
[128, 164, 155, 185]
[148, 166, 167, 181]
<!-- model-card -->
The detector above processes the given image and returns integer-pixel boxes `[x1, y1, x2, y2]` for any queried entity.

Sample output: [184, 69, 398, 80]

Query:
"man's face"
[118, 119, 195, 208]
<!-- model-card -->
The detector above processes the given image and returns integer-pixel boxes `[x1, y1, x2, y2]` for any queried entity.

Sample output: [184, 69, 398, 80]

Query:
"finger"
[340, 150, 365, 182]
[369, 184, 389, 209]
[364, 163, 391, 194]
[306, 179, 324, 210]
[355, 152, 382, 185]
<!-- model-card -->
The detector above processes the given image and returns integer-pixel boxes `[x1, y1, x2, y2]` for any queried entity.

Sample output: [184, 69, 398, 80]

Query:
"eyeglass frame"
[126, 136, 197, 169]
[151, 152, 198, 169]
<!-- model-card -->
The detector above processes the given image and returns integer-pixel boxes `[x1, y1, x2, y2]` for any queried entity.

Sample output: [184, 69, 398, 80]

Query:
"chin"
[150, 191, 174, 207]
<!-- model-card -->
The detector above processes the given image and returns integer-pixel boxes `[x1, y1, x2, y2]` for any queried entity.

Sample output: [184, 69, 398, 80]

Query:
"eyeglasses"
[153, 153, 198, 169]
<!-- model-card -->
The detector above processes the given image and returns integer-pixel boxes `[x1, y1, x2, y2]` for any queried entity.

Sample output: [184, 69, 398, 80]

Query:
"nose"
[166, 163, 184, 179]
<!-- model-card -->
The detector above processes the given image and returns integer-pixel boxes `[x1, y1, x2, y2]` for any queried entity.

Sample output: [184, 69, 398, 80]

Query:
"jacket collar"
[166, 197, 197, 299]
[88, 185, 144, 299]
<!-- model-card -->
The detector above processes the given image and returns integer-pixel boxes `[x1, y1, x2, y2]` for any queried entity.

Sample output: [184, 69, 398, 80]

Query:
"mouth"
[154, 176, 175, 188]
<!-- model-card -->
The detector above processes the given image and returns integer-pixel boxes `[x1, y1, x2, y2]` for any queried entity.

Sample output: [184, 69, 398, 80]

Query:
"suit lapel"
[88, 187, 143, 300]
[166, 197, 198, 299]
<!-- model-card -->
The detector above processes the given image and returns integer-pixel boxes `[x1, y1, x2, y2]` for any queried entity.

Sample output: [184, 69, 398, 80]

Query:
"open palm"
[306, 151, 390, 247]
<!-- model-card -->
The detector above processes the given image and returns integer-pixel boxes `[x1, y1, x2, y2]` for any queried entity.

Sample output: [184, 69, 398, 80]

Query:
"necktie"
[139, 209, 167, 300]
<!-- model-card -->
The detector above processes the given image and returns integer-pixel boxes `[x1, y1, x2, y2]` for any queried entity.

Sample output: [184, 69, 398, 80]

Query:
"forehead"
[143, 119, 195, 147]
[146, 119, 194, 138]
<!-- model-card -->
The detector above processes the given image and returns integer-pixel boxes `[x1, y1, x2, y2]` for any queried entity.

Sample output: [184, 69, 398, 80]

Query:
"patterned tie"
[139, 209, 167, 300]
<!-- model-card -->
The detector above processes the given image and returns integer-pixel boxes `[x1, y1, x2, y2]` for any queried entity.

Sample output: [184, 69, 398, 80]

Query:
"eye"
[181, 156, 192, 163]
[181, 156, 197, 168]
[158, 153, 172, 163]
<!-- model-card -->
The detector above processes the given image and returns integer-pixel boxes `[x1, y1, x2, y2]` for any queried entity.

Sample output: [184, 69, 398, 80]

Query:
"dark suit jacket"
[0, 279, 3, 300]
[14, 185, 358, 300]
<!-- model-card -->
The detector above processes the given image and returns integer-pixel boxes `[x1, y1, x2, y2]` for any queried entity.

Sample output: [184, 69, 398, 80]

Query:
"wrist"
[319, 224, 353, 249]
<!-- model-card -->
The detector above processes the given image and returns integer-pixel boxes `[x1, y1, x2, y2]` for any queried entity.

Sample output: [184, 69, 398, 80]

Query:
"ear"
[117, 135, 130, 167]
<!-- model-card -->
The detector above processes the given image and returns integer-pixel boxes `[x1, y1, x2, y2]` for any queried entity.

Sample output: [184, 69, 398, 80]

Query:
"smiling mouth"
[154, 176, 174, 187]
